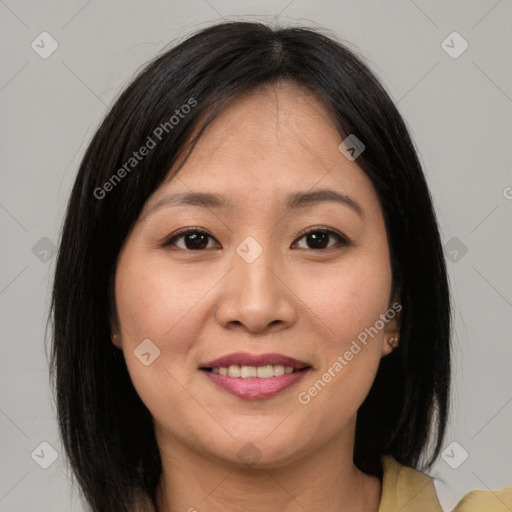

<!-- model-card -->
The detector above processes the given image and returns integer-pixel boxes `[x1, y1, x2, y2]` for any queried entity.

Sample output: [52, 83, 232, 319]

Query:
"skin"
[112, 81, 401, 512]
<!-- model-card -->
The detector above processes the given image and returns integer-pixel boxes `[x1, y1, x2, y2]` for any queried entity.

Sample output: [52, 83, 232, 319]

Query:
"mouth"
[199, 352, 312, 400]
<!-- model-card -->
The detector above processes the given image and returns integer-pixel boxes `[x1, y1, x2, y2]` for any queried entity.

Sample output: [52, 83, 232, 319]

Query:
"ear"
[381, 298, 402, 358]
[108, 273, 122, 349]
[111, 329, 123, 349]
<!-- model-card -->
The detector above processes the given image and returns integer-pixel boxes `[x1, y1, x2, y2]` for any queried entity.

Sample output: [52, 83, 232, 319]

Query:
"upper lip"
[200, 352, 310, 369]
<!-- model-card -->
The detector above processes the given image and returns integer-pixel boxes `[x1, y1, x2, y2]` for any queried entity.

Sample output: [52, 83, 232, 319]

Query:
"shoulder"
[379, 455, 443, 511]
[451, 487, 512, 512]
[379, 455, 512, 512]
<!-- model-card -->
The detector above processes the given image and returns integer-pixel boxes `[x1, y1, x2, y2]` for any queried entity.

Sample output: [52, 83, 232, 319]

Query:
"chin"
[204, 431, 313, 470]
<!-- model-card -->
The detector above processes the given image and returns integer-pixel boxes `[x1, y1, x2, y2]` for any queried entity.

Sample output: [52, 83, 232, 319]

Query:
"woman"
[50, 21, 511, 511]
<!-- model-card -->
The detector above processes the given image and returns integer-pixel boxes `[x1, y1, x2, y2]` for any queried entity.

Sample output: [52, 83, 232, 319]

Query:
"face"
[112, 82, 400, 469]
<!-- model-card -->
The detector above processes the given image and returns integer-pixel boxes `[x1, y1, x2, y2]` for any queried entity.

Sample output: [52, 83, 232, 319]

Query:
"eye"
[292, 227, 349, 251]
[163, 228, 220, 251]
[162, 226, 349, 252]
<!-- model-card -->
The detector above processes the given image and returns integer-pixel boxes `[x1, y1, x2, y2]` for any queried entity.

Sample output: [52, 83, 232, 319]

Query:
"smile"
[208, 364, 297, 378]
[199, 352, 311, 400]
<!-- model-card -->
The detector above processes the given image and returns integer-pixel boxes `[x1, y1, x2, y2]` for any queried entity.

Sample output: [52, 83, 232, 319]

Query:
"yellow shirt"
[134, 455, 512, 511]
[379, 455, 512, 511]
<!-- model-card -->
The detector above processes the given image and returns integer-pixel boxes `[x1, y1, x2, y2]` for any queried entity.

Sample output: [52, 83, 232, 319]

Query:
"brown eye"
[293, 228, 349, 250]
[163, 227, 349, 252]
[163, 228, 220, 251]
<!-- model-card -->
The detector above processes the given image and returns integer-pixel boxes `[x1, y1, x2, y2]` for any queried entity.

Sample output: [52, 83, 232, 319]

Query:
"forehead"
[145, 82, 379, 214]
[173, 83, 343, 180]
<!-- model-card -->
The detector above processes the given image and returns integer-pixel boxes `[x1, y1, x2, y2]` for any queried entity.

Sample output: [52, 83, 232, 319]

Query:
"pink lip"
[200, 352, 310, 369]
[202, 368, 310, 400]
[199, 352, 311, 400]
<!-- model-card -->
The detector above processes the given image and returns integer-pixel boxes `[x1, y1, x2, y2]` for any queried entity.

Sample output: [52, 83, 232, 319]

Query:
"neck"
[154, 432, 382, 512]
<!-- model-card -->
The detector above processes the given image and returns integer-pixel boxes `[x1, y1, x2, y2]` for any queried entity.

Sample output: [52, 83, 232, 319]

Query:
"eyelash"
[162, 226, 350, 252]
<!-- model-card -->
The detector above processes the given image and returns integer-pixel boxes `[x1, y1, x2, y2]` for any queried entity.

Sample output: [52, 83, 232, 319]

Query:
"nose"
[214, 242, 297, 334]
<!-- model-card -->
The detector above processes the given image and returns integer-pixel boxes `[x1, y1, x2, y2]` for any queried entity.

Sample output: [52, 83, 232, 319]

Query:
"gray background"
[1, 1, 511, 511]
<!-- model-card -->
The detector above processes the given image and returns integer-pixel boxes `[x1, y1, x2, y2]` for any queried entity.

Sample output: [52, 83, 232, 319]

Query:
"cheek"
[115, 253, 209, 344]
[114, 250, 228, 402]
[114, 253, 210, 426]
[113, 253, 200, 403]
[293, 247, 392, 420]
[299, 250, 392, 350]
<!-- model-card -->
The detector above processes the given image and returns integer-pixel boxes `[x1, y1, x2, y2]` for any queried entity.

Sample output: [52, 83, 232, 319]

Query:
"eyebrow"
[142, 188, 364, 220]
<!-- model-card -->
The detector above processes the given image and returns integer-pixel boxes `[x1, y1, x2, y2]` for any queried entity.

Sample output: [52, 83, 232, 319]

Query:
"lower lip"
[201, 369, 310, 400]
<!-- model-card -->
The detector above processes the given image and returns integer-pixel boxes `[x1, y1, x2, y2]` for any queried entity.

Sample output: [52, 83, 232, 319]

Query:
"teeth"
[212, 364, 298, 378]
[257, 365, 273, 378]
[240, 366, 257, 378]
[273, 364, 285, 376]
[228, 365, 241, 377]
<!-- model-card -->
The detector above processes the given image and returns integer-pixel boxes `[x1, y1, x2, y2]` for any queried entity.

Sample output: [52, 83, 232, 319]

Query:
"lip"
[201, 368, 311, 400]
[200, 352, 310, 369]
[199, 352, 311, 400]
